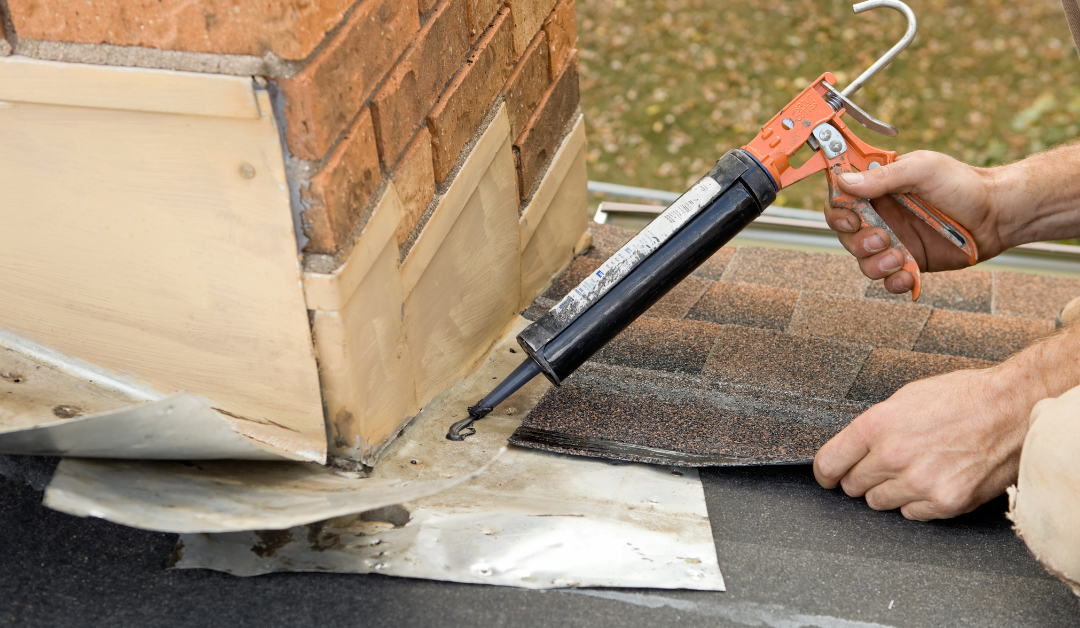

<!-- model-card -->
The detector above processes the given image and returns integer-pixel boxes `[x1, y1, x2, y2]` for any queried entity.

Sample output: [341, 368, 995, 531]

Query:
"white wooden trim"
[518, 114, 586, 252]
[0, 56, 262, 119]
[401, 105, 512, 296]
[302, 184, 405, 311]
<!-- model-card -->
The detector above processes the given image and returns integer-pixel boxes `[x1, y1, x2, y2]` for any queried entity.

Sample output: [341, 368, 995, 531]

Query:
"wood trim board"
[0, 62, 325, 461]
[303, 185, 405, 312]
[400, 105, 512, 297]
[0, 56, 262, 119]
[518, 114, 586, 252]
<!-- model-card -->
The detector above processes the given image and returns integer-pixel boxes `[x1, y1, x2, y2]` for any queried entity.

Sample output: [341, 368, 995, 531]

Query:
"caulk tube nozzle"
[447, 357, 543, 440]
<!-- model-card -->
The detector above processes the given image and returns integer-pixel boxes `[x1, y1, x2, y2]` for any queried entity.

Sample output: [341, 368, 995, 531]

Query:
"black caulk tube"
[447, 149, 777, 440]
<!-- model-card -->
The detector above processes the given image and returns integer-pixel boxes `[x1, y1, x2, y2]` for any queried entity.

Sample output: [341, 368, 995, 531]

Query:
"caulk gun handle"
[825, 161, 923, 301]
[888, 192, 978, 266]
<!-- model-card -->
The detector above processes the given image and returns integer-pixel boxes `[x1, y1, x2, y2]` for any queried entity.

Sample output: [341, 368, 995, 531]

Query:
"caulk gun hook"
[841, 0, 917, 98]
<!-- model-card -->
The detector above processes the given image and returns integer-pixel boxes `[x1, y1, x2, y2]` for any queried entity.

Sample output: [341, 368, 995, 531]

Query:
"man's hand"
[813, 366, 1028, 520]
[814, 143, 1080, 520]
[825, 144, 1080, 295]
[824, 150, 1005, 294]
[815, 324, 1080, 520]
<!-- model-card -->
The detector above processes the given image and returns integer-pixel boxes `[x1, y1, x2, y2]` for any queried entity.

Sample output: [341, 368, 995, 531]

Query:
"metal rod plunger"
[447, 150, 778, 441]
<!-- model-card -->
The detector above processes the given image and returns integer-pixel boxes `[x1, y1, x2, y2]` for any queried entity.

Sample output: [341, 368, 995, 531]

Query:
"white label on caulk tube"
[548, 176, 724, 325]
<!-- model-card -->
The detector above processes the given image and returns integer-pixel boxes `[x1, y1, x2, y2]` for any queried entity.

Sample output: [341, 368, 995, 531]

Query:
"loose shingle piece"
[511, 363, 869, 466]
[510, 224, 1070, 466]
[847, 348, 995, 404]
[703, 325, 871, 399]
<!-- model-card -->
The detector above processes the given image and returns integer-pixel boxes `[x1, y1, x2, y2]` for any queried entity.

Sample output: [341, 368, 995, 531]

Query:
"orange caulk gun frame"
[741, 1, 978, 301]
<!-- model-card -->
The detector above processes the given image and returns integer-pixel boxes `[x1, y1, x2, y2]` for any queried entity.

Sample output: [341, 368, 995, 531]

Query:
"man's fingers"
[857, 249, 906, 280]
[836, 227, 891, 259]
[824, 207, 860, 233]
[884, 270, 914, 294]
[899, 500, 942, 521]
[813, 426, 871, 490]
[838, 451, 901, 498]
[835, 151, 938, 199]
[862, 479, 922, 511]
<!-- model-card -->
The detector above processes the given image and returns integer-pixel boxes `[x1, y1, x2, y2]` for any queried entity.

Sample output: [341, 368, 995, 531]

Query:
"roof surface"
[511, 222, 1074, 465]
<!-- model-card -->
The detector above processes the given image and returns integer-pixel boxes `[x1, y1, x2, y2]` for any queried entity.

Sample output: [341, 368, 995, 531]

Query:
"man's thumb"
[835, 157, 923, 198]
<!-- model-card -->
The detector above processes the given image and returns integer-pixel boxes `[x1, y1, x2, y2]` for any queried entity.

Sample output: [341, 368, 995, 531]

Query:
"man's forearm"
[995, 321, 1080, 410]
[988, 142, 1080, 248]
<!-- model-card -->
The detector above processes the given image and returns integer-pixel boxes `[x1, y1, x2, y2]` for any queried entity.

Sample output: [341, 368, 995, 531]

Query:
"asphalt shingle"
[993, 271, 1080, 321]
[702, 325, 872, 398]
[686, 281, 799, 330]
[721, 247, 870, 297]
[593, 317, 721, 374]
[514, 224, 1066, 466]
[787, 292, 931, 350]
[847, 348, 996, 403]
[643, 275, 710, 319]
[866, 268, 992, 314]
[914, 309, 1054, 362]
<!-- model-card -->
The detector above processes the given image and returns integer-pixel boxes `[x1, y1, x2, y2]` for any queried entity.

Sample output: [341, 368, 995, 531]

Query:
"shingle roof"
[509, 222, 1066, 466]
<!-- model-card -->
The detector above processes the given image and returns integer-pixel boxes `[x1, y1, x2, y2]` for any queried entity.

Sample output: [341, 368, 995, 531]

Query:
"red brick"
[371, 0, 470, 171]
[7, 0, 353, 59]
[301, 107, 382, 254]
[513, 51, 579, 199]
[503, 30, 550, 140]
[280, 0, 419, 162]
[466, 0, 504, 42]
[427, 7, 515, 183]
[506, 0, 557, 59]
[543, 0, 576, 78]
[394, 129, 437, 246]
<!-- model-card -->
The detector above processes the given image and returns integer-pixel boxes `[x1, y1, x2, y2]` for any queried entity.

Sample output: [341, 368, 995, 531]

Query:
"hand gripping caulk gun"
[447, 0, 978, 441]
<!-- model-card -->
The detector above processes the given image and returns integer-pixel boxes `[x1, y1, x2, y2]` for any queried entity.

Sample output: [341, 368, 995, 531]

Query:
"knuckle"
[858, 256, 888, 279]
[878, 442, 910, 470]
[839, 476, 862, 497]
[852, 412, 883, 440]
[900, 504, 927, 521]
[864, 490, 887, 510]
[931, 487, 971, 517]
[814, 456, 837, 482]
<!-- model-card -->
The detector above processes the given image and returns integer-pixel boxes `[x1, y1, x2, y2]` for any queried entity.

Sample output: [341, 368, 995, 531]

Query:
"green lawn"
[578, 0, 1079, 214]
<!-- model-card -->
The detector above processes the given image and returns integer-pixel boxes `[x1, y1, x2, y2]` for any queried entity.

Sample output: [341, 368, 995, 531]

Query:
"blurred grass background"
[578, 0, 1079, 215]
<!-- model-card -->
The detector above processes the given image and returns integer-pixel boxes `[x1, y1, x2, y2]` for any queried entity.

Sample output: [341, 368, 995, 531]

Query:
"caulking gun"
[448, 0, 977, 440]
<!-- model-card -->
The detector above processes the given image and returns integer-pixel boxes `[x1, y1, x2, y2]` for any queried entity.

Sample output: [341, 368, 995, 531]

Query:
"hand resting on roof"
[814, 322, 1080, 520]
